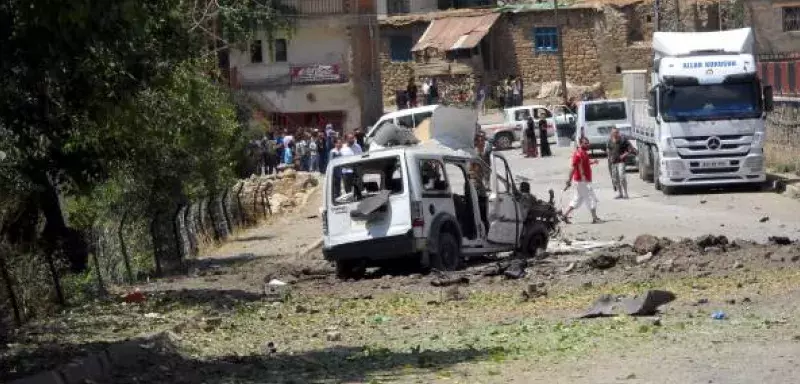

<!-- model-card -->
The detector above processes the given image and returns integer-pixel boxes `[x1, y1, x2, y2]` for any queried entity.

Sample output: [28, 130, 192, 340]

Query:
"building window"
[784, 7, 800, 32]
[250, 40, 263, 63]
[387, 0, 410, 14]
[274, 39, 288, 62]
[389, 36, 413, 62]
[532, 27, 559, 53]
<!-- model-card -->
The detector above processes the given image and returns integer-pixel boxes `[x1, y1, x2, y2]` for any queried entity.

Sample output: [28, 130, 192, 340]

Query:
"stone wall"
[503, 9, 603, 97]
[747, 0, 799, 54]
[377, 0, 752, 104]
[379, 23, 427, 105]
[765, 99, 800, 174]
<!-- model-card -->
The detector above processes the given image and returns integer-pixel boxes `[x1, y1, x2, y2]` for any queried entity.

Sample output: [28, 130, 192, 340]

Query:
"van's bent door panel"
[325, 154, 412, 247]
[487, 154, 520, 245]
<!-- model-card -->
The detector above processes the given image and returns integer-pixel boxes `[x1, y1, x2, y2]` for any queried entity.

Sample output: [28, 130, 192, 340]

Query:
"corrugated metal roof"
[411, 13, 501, 52]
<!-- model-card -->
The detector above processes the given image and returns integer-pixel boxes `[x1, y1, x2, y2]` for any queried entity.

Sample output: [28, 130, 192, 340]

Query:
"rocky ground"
[3, 181, 800, 383]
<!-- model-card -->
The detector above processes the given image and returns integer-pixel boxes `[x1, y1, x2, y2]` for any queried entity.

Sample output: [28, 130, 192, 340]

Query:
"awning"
[411, 13, 501, 52]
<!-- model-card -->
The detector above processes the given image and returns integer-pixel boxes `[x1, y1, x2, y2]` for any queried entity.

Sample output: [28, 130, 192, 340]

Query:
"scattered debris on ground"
[580, 290, 676, 318]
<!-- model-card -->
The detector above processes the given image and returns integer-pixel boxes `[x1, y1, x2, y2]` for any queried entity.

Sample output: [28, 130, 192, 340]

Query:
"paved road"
[502, 141, 800, 242]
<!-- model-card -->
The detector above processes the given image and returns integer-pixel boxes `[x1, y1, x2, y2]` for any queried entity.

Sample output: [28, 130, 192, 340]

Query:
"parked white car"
[481, 105, 576, 150]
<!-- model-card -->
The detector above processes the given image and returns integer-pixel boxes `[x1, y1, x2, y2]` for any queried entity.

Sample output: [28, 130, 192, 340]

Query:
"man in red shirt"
[563, 137, 601, 224]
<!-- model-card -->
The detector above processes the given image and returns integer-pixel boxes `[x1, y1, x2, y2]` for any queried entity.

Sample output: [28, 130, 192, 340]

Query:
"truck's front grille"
[689, 167, 740, 174]
[678, 151, 749, 159]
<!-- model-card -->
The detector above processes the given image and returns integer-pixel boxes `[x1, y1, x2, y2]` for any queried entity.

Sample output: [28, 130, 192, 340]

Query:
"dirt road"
[504, 143, 800, 242]
[5, 165, 800, 383]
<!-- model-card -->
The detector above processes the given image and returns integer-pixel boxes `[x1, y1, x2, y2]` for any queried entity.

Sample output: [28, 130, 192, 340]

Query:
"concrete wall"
[229, 13, 382, 132]
[229, 19, 352, 83]
[379, 23, 428, 103]
[747, 0, 800, 54]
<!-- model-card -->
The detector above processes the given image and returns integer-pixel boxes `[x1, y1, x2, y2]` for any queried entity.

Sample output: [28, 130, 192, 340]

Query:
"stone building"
[378, 0, 754, 105]
[746, 0, 800, 54]
[229, 0, 382, 133]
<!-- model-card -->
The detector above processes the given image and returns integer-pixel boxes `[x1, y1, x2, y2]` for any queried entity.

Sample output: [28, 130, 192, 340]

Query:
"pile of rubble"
[536, 81, 605, 99]
[237, 170, 320, 221]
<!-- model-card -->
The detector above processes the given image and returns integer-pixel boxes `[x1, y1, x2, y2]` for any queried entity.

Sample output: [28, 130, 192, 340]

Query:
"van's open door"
[487, 153, 520, 245]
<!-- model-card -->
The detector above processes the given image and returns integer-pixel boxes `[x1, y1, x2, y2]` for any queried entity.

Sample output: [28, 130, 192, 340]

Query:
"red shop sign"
[290, 64, 342, 83]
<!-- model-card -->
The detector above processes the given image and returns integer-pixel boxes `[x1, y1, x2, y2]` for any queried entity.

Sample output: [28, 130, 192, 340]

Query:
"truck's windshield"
[660, 82, 761, 121]
[584, 102, 627, 122]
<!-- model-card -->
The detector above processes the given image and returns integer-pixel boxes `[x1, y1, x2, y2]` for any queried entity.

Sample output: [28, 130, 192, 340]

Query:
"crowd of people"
[252, 124, 367, 176]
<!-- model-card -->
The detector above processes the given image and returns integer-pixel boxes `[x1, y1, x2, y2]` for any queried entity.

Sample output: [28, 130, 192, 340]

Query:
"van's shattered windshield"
[331, 156, 404, 205]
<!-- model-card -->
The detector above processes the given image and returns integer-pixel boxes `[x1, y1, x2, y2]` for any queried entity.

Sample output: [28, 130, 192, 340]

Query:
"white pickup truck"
[481, 105, 576, 150]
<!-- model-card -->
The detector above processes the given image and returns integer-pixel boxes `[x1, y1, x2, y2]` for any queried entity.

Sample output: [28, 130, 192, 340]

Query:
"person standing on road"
[329, 139, 344, 197]
[264, 133, 278, 175]
[308, 132, 320, 173]
[469, 161, 490, 235]
[525, 115, 538, 158]
[406, 78, 418, 108]
[538, 118, 552, 157]
[296, 134, 309, 171]
[340, 134, 363, 193]
[428, 78, 439, 105]
[354, 127, 366, 149]
[563, 137, 601, 224]
[607, 127, 635, 199]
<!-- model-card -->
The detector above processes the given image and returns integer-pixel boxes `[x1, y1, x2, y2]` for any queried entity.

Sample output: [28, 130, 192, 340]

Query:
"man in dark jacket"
[606, 127, 635, 199]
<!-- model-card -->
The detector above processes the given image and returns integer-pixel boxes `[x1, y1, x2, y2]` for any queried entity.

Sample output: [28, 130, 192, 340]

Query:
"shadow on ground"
[5, 334, 493, 383]
[112, 343, 493, 384]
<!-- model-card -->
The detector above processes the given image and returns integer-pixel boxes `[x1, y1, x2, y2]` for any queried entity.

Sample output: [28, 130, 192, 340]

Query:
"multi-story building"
[229, 0, 382, 134]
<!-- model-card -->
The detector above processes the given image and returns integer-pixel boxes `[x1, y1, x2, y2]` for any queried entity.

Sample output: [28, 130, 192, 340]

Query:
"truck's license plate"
[700, 161, 727, 168]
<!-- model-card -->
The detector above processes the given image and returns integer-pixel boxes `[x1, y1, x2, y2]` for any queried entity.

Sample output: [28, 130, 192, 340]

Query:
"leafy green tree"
[0, 0, 294, 280]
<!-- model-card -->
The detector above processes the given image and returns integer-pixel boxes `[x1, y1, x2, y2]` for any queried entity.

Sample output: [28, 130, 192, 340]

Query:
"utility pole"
[554, 0, 569, 105]
[654, 0, 661, 32]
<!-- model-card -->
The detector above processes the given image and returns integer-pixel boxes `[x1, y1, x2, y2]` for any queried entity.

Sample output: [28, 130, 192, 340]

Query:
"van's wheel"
[521, 222, 549, 259]
[495, 133, 513, 150]
[432, 232, 462, 271]
[335, 259, 366, 280]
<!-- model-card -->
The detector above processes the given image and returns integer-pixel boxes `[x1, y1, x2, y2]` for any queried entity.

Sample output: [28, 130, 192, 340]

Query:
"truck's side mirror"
[763, 85, 774, 112]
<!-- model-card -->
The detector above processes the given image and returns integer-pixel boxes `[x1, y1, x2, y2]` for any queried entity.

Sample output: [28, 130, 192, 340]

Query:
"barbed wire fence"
[0, 177, 276, 327]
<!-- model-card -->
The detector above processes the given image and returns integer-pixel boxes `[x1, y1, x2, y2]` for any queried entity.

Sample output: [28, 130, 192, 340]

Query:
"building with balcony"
[229, 0, 382, 133]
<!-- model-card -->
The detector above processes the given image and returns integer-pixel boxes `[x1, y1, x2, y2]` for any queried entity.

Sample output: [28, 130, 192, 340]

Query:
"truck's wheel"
[495, 133, 513, 150]
[637, 145, 646, 180]
[654, 151, 663, 191]
[432, 232, 462, 271]
[335, 259, 366, 280]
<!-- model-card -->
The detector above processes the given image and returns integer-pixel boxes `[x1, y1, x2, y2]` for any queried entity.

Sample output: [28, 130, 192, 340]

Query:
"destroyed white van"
[365, 105, 479, 151]
[322, 109, 559, 278]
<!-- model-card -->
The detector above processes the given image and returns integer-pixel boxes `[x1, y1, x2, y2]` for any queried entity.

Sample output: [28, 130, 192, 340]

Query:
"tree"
[0, 0, 295, 276]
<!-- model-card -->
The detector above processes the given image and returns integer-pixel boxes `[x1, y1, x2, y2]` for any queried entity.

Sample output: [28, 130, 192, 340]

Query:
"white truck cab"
[322, 111, 559, 278]
[628, 28, 774, 194]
